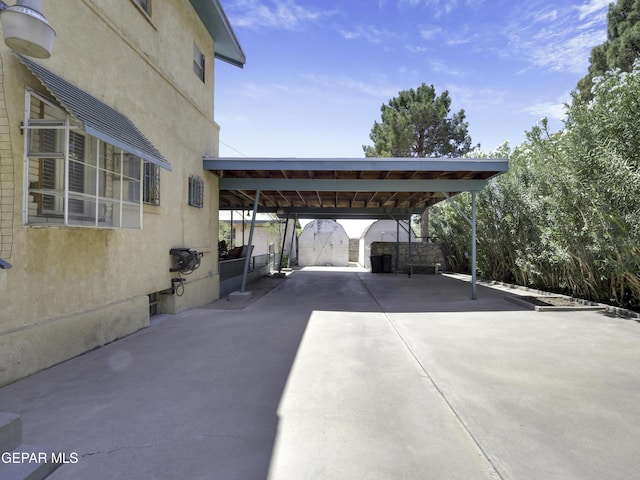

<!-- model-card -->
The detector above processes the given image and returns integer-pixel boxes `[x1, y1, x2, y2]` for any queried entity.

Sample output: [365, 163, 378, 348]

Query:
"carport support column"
[471, 191, 477, 300]
[287, 215, 297, 268]
[278, 213, 290, 273]
[240, 190, 261, 292]
[407, 215, 412, 266]
[441, 191, 478, 300]
[396, 219, 400, 272]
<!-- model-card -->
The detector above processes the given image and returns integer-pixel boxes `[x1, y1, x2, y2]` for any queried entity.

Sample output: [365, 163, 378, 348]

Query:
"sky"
[213, 0, 611, 159]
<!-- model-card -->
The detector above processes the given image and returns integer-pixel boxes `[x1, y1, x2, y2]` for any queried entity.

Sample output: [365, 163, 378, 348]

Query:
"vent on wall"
[188, 175, 204, 208]
[148, 292, 160, 316]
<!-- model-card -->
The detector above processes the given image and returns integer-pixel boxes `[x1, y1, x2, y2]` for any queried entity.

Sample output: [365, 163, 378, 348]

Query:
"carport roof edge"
[204, 156, 509, 218]
[204, 156, 508, 172]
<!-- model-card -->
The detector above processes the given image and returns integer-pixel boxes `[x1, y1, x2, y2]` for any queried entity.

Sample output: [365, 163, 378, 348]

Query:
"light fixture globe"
[0, 0, 55, 58]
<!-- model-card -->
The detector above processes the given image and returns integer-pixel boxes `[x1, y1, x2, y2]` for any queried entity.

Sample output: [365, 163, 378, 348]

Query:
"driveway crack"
[356, 273, 505, 480]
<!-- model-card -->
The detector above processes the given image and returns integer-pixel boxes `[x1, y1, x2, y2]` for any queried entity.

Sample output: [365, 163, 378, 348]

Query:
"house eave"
[189, 0, 246, 68]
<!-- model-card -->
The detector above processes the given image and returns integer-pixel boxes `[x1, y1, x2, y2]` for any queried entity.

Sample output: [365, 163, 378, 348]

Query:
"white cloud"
[429, 60, 464, 76]
[444, 83, 508, 109]
[340, 25, 398, 44]
[502, 2, 608, 74]
[521, 100, 568, 121]
[575, 0, 610, 21]
[299, 73, 400, 99]
[398, 0, 484, 16]
[226, 0, 335, 30]
[405, 44, 431, 53]
[398, 0, 457, 17]
[420, 27, 442, 40]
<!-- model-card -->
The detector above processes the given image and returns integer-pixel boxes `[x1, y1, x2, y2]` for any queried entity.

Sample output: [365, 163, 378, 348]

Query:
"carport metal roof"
[205, 156, 509, 299]
[204, 157, 508, 219]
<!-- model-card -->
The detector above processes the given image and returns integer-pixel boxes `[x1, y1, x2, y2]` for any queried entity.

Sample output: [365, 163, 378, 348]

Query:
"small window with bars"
[193, 44, 205, 82]
[188, 175, 204, 208]
[143, 162, 160, 205]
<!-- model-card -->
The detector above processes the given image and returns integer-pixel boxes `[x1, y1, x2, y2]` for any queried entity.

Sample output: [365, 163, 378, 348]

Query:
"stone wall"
[370, 242, 447, 273]
[349, 238, 359, 262]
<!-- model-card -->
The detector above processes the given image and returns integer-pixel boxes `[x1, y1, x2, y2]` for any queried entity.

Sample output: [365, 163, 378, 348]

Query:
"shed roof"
[204, 157, 508, 219]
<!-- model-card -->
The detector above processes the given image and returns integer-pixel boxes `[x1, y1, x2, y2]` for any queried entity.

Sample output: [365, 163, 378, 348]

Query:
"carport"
[204, 157, 508, 298]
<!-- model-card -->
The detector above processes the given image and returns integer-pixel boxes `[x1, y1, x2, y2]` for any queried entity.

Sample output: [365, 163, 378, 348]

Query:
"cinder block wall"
[370, 242, 447, 272]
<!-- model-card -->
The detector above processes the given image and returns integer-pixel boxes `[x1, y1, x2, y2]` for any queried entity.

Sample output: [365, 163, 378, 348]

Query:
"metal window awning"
[18, 54, 172, 171]
[204, 157, 508, 218]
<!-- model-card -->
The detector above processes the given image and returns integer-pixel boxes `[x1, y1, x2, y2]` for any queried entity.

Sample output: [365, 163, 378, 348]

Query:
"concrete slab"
[0, 268, 639, 479]
[228, 290, 253, 303]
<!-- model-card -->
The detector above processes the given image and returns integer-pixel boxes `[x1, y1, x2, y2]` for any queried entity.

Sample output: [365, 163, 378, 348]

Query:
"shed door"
[314, 232, 332, 265]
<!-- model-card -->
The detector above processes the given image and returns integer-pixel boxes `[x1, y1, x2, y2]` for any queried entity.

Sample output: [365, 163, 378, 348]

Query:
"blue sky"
[214, 0, 610, 158]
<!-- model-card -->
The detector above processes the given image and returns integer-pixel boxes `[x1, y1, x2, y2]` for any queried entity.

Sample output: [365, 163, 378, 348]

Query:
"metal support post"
[395, 219, 400, 272]
[287, 215, 296, 268]
[242, 210, 246, 246]
[441, 191, 479, 300]
[240, 190, 260, 292]
[407, 215, 412, 270]
[471, 191, 477, 300]
[278, 213, 290, 273]
[230, 210, 234, 248]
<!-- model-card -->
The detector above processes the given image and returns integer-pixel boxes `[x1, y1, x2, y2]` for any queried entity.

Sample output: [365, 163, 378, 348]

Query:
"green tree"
[363, 83, 472, 158]
[431, 66, 640, 309]
[577, 0, 640, 99]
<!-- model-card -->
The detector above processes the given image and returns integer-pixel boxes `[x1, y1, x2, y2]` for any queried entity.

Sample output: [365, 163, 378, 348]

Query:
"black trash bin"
[370, 255, 382, 273]
[381, 254, 392, 273]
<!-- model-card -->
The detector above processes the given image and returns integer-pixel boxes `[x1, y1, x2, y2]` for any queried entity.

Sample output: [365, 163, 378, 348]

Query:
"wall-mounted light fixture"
[0, 0, 54, 58]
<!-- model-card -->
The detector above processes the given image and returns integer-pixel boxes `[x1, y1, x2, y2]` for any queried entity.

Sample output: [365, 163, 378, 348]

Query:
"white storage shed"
[298, 220, 350, 266]
[359, 220, 417, 270]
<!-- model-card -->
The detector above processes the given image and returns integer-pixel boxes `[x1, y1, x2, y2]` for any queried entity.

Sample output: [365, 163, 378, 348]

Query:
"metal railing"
[219, 253, 272, 280]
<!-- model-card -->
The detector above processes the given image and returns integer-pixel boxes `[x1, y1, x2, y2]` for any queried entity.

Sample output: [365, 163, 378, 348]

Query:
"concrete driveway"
[1, 267, 639, 479]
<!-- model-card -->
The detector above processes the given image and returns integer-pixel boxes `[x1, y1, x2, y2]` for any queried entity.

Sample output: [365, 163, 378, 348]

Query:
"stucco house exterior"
[0, 0, 245, 386]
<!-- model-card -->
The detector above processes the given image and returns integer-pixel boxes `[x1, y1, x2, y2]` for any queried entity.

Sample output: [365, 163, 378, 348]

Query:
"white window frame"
[193, 44, 205, 82]
[23, 89, 144, 229]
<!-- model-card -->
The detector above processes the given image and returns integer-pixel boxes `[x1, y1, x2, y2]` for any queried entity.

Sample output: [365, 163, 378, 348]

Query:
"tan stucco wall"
[0, 0, 225, 386]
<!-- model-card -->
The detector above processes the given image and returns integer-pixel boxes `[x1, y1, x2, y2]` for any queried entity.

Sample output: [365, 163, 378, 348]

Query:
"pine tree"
[363, 83, 472, 158]
[577, 0, 640, 99]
